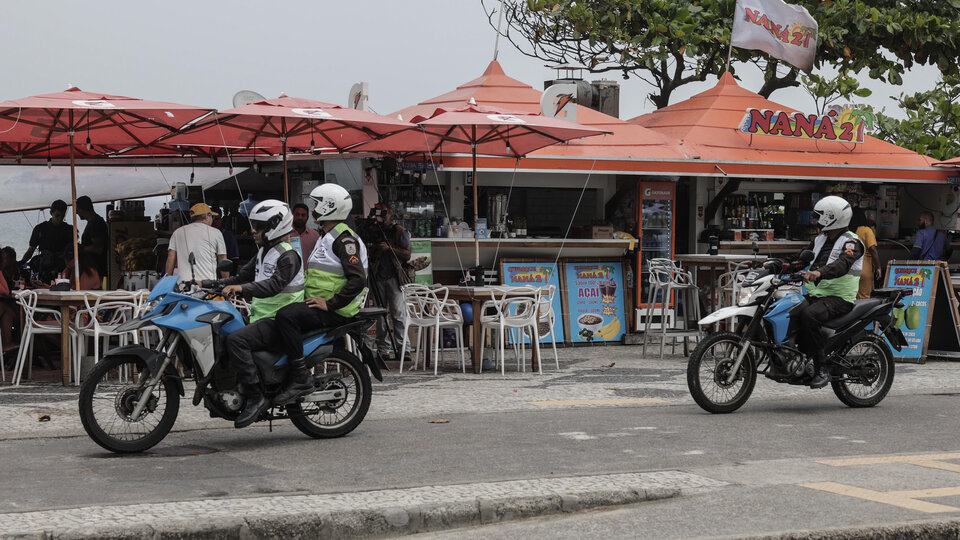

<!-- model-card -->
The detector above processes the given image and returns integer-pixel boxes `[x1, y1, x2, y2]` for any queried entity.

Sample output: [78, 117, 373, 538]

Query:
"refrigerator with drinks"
[635, 182, 676, 327]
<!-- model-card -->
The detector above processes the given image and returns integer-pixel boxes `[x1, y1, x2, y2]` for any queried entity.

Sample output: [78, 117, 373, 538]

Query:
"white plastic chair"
[520, 285, 559, 373]
[398, 285, 466, 374]
[11, 290, 77, 386]
[479, 286, 540, 375]
[73, 291, 140, 385]
[132, 289, 163, 349]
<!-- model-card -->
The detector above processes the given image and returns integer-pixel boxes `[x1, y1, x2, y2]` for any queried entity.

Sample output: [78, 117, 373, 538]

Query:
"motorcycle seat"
[822, 298, 884, 329]
[357, 307, 388, 319]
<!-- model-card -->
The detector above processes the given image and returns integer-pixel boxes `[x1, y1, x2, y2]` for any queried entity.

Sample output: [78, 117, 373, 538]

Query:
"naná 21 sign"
[739, 106, 877, 144]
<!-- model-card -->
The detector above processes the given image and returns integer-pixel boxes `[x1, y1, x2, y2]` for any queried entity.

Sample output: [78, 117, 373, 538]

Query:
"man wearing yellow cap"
[165, 203, 228, 282]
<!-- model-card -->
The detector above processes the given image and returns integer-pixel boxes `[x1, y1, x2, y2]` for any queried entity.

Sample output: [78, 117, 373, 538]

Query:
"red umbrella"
[159, 96, 415, 202]
[349, 103, 609, 277]
[0, 87, 215, 287]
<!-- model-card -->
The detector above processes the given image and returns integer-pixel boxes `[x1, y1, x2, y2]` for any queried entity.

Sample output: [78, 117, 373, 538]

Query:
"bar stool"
[641, 261, 702, 360]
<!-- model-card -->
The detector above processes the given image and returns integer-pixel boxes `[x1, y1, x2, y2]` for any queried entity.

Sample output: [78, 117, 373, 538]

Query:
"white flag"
[731, 0, 818, 73]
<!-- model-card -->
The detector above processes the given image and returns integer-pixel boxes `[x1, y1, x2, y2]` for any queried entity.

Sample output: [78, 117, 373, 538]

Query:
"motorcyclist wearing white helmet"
[800, 195, 865, 388]
[203, 199, 305, 428]
[273, 183, 368, 406]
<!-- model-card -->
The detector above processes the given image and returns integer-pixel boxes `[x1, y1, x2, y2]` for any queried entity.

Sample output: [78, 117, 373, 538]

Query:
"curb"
[723, 517, 960, 540]
[0, 474, 698, 539]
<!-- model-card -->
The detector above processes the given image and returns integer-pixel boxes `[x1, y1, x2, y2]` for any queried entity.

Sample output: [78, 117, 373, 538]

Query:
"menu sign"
[564, 261, 627, 343]
[500, 260, 565, 343]
[409, 240, 433, 285]
[884, 263, 938, 361]
[884, 261, 960, 362]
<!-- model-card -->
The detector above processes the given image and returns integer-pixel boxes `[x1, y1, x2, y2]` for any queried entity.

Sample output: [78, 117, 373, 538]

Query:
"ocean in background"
[0, 197, 166, 258]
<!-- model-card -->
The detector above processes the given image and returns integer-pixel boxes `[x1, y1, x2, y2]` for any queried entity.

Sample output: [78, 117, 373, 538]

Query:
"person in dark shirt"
[908, 211, 951, 261]
[799, 196, 865, 388]
[76, 196, 109, 278]
[20, 199, 73, 280]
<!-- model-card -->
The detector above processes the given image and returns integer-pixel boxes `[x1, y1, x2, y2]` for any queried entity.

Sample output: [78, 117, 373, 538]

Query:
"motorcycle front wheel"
[687, 331, 757, 414]
[832, 335, 895, 408]
[78, 355, 180, 453]
[288, 348, 371, 439]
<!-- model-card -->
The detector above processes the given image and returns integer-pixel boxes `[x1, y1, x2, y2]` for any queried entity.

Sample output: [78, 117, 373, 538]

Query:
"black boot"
[273, 358, 315, 405]
[235, 384, 270, 429]
[809, 356, 831, 389]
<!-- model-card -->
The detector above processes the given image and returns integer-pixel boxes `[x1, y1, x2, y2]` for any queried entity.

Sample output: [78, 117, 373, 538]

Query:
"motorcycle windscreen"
[763, 293, 805, 344]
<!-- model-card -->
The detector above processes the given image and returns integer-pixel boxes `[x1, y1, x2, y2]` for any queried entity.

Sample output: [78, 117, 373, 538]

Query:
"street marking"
[558, 432, 597, 440]
[683, 450, 705, 455]
[817, 453, 960, 467]
[801, 482, 960, 513]
[528, 398, 665, 407]
[800, 453, 960, 514]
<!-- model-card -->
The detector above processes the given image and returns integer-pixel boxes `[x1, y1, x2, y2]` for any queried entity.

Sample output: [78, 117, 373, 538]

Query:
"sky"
[1, 1, 942, 122]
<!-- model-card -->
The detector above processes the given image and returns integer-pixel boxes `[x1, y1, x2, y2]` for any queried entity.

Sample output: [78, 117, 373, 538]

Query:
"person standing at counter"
[20, 199, 72, 281]
[850, 208, 881, 299]
[909, 211, 952, 261]
[76, 196, 109, 278]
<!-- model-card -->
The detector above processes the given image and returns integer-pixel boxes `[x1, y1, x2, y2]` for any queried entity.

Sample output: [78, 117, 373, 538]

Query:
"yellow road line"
[889, 486, 960, 498]
[800, 482, 960, 513]
[817, 453, 960, 467]
[527, 398, 666, 407]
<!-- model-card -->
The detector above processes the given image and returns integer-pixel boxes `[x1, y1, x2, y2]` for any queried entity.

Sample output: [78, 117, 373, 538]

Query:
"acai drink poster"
[500, 261, 565, 343]
[564, 261, 626, 343]
[884, 263, 939, 361]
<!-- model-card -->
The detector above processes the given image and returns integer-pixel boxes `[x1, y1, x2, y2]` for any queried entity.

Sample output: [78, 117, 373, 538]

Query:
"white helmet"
[813, 195, 852, 232]
[249, 199, 293, 242]
[310, 183, 352, 222]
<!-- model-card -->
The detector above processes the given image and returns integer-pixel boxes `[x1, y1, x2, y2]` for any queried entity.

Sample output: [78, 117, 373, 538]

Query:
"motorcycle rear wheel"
[78, 355, 180, 453]
[288, 348, 371, 439]
[831, 335, 895, 408]
[687, 331, 757, 414]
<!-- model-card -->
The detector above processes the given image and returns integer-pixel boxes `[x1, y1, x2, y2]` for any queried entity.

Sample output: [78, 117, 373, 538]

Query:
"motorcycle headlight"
[737, 287, 759, 306]
[141, 299, 161, 316]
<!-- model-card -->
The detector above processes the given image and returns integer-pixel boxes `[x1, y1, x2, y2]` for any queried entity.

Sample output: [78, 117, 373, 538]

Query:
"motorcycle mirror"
[799, 250, 815, 263]
[751, 241, 759, 255]
[217, 258, 234, 274]
[188, 253, 196, 266]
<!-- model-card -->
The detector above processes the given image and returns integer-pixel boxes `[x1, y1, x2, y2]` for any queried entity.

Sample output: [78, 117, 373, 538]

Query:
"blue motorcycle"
[687, 251, 908, 414]
[78, 269, 387, 453]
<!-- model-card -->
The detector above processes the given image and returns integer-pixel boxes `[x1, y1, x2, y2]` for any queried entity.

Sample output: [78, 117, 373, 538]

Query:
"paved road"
[4, 346, 960, 537]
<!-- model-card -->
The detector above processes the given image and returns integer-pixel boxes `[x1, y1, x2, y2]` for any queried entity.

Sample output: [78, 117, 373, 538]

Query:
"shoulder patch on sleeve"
[348, 255, 360, 264]
[344, 243, 357, 255]
[845, 241, 857, 251]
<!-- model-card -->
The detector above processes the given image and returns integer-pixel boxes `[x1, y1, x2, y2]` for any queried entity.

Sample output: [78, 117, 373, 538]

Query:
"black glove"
[200, 279, 218, 288]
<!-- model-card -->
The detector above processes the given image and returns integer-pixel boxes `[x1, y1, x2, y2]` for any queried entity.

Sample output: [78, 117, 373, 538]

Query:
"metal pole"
[68, 123, 80, 291]
[493, 0, 506, 61]
[472, 139, 479, 269]
[282, 137, 289, 204]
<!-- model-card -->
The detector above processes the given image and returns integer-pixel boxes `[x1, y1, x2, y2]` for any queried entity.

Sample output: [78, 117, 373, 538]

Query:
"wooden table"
[31, 290, 109, 386]
[443, 286, 541, 374]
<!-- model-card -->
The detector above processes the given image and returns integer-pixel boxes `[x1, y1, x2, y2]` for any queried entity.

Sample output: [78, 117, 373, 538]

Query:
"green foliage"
[485, 0, 960, 109]
[870, 76, 960, 161]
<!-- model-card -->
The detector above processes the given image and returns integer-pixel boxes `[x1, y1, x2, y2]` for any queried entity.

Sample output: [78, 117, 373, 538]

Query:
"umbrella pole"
[282, 137, 289, 204]
[68, 130, 80, 291]
[472, 147, 479, 267]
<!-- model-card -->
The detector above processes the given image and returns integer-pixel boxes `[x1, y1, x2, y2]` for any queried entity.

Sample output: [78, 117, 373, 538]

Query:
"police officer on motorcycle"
[273, 183, 368, 406]
[800, 195, 865, 389]
[204, 200, 306, 428]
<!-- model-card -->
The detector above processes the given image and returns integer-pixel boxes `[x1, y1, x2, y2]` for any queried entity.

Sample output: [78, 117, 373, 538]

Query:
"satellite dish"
[232, 90, 266, 108]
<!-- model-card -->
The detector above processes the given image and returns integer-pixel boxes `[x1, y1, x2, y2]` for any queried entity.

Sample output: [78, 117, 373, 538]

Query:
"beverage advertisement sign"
[409, 240, 433, 285]
[884, 263, 939, 360]
[500, 260, 565, 343]
[564, 261, 626, 343]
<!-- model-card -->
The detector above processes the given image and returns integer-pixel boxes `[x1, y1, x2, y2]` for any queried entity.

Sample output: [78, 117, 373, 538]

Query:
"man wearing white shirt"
[165, 203, 228, 282]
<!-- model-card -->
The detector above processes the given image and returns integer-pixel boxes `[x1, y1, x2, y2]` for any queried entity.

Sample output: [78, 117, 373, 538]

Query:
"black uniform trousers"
[225, 319, 278, 386]
[275, 302, 348, 360]
[797, 295, 853, 368]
